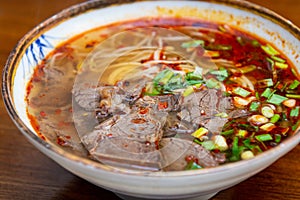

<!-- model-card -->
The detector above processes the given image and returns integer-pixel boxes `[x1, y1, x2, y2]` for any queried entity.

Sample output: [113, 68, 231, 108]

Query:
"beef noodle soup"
[26, 18, 300, 171]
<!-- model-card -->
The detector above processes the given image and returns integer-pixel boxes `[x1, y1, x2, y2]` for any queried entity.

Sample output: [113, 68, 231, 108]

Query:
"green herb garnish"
[255, 134, 273, 142]
[267, 94, 288, 105]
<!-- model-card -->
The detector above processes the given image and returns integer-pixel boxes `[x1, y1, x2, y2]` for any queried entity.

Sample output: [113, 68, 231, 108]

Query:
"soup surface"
[26, 17, 300, 171]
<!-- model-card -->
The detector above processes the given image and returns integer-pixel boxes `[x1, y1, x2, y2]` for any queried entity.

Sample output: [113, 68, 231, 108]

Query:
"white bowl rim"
[2, 0, 300, 177]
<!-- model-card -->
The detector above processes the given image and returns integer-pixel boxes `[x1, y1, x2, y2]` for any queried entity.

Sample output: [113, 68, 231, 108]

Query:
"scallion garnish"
[201, 140, 215, 150]
[185, 66, 203, 81]
[261, 44, 280, 56]
[153, 68, 174, 86]
[191, 127, 209, 139]
[230, 137, 241, 161]
[270, 114, 280, 123]
[271, 55, 286, 63]
[221, 129, 234, 136]
[239, 65, 256, 74]
[251, 40, 260, 47]
[209, 69, 229, 81]
[233, 87, 251, 97]
[255, 134, 273, 142]
[289, 80, 300, 90]
[181, 40, 205, 48]
[292, 120, 300, 131]
[275, 134, 281, 143]
[250, 101, 260, 112]
[206, 78, 219, 89]
[261, 88, 273, 98]
[257, 78, 274, 88]
[290, 106, 300, 117]
[267, 94, 288, 105]
[275, 62, 288, 69]
[285, 94, 300, 99]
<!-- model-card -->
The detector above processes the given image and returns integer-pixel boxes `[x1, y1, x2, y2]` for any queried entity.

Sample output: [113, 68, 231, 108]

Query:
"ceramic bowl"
[2, 1, 300, 200]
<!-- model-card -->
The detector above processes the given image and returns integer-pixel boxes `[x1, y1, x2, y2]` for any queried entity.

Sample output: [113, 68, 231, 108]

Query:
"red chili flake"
[107, 133, 113, 138]
[85, 40, 98, 48]
[65, 135, 71, 139]
[131, 118, 147, 124]
[57, 136, 66, 146]
[40, 111, 47, 117]
[69, 108, 73, 113]
[158, 101, 168, 110]
[139, 107, 149, 114]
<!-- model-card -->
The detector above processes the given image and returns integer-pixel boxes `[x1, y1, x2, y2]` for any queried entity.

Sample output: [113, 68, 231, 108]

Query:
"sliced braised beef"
[179, 89, 233, 133]
[161, 138, 220, 171]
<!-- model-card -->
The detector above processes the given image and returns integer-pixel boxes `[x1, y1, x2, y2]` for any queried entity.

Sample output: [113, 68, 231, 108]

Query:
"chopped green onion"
[209, 69, 229, 81]
[237, 129, 247, 138]
[286, 94, 300, 99]
[186, 66, 203, 81]
[261, 106, 274, 118]
[255, 91, 260, 100]
[251, 40, 260, 47]
[267, 94, 288, 105]
[261, 44, 280, 56]
[260, 123, 276, 132]
[261, 88, 273, 98]
[275, 62, 288, 69]
[215, 112, 228, 118]
[230, 137, 241, 161]
[206, 78, 219, 89]
[243, 138, 254, 150]
[191, 127, 209, 139]
[201, 140, 215, 150]
[183, 86, 194, 97]
[271, 55, 286, 63]
[290, 106, 300, 117]
[270, 114, 280, 123]
[257, 78, 273, 88]
[233, 87, 251, 97]
[239, 65, 256, 74]
[204, 50, 220, 57]
[153, 69, 174, 86]
[185, 161, 202, 170]
[221, 129, 234, 136]
[163, 73, 185, 91]
[255, 134, 273, 142]
[291, 68, 298, 77]
[266, 57, 275, 69]
[236, 36, 245, 46]
[289, 80, 300, 90]
[275, 134, 281, 143]
[292, 120, 300, 131]
[181, 40, 204, 48]
[250, 101, 260, 112]
[144, 83, 160, 96]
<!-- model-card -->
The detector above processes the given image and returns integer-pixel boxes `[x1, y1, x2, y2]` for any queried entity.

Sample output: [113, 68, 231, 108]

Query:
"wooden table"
[0, 1, 299, 199]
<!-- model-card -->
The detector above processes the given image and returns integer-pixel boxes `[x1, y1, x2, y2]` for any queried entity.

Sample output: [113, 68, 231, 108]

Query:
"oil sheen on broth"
[26, 17, 300, 171]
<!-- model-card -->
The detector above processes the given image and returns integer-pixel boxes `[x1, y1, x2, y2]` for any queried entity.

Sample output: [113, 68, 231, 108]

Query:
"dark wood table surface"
[0, 0, 299, 199]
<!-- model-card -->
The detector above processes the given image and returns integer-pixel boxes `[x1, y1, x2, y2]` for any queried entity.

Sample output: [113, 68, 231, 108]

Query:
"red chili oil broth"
[25, 17, 300, 167]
